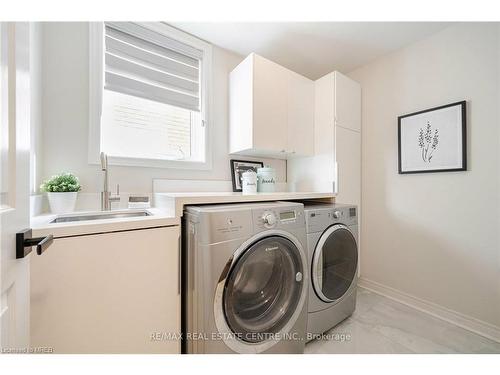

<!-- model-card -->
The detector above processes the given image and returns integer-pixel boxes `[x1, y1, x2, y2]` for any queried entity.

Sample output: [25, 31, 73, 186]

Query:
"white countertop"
[31, 208, 180, 238]
[154, 191, 335, 217]
[31, 191, 334, 238]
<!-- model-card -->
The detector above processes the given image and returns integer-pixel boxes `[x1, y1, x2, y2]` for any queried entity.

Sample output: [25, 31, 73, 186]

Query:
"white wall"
[349, 23, 500, 327]
[40, 22, 286, 194]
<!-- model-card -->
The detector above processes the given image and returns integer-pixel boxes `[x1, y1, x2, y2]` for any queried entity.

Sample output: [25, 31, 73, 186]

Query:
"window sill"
[88, 155, 212, 171]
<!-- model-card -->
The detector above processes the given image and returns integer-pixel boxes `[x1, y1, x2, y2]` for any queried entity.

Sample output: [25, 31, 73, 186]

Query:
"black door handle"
[16, 229, 54, 258]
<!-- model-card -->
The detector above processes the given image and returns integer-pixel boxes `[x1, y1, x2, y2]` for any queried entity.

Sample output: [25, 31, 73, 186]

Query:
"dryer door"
[222, 236, 304, 344]
[312, 224, 358, 303]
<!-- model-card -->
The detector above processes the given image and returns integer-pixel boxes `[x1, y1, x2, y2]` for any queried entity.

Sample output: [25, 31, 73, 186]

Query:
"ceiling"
[173, 22, 453, 79]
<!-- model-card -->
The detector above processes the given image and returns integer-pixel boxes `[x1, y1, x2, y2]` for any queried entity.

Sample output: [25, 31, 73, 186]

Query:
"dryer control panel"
[304, 204, 357, 233]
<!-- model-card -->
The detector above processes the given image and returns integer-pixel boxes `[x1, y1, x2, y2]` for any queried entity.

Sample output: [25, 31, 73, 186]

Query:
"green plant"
[40, 173, 81, 193]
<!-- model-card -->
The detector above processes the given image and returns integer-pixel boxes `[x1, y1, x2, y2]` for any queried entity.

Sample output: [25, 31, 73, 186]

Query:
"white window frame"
[88, 22, 213, 170]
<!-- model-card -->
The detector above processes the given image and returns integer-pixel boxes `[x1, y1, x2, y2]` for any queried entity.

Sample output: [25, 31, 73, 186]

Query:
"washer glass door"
[223, 236, 304, 343]
[312, 225, 358, 302]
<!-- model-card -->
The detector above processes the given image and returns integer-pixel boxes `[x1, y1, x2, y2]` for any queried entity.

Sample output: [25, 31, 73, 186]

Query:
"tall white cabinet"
[333, 72, 361, 206]
[229, 53, 314, 159]
[288, 71, 361, 208]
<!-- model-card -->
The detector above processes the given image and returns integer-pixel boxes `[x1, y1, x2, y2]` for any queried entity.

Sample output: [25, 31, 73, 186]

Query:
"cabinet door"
[229, 54, 254, 154]
[287, 71, 314, 157]
[314, 72, 335, 155]
[253, 54, 288, 154]
[335, 126, 361, 206]
[30, 226, 181, 353]
[334, 71, 361, 132]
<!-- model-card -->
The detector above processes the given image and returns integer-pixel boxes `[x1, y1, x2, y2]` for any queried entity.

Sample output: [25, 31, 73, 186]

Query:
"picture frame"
[398, 101, 467, 174]
[230, 159, 264, 192]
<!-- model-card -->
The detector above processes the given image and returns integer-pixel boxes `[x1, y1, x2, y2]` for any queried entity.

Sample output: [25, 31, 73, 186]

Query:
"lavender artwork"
[418, 121, 439, 162]
[398, 101, 466, 174]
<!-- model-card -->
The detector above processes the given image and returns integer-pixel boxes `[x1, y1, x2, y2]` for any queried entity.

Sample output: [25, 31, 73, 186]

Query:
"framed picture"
[398, 101, 466, 174]
[230, 159, 264, 192]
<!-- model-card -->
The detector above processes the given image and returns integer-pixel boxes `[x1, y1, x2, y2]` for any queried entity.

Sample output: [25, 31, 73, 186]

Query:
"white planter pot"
[47, 192, 78, 214]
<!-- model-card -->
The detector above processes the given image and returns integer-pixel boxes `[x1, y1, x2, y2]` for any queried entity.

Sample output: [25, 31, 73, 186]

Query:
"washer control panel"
[253, 203, 304, 230]
[186, 201, 306, 244]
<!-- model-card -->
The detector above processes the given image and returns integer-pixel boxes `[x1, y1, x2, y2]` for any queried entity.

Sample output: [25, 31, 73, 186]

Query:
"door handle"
[16, 229, 54, 258]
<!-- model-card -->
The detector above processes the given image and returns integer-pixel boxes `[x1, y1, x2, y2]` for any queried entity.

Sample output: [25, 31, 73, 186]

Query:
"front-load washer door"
[222, 236, 304, 345]
[312, 224, 358, 303]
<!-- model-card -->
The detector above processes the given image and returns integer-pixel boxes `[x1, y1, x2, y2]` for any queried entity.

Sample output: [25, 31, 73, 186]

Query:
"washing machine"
[303, 203, 358, 338]
[182, 202, 309, 354]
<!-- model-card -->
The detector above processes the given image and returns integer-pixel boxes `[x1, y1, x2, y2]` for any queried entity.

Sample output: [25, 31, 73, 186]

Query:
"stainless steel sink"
[50, 211, 151, 223]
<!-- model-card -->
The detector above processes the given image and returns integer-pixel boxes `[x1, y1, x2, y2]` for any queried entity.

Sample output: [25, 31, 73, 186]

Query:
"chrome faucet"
[100, 152, 120, 211]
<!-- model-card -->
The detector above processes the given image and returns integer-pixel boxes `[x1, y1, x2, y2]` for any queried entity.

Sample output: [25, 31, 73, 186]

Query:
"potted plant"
[40, 173, 81, 214]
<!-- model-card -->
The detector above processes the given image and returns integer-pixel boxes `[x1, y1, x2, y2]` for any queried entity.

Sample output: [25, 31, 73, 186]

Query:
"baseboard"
[358, 277, 500, 344]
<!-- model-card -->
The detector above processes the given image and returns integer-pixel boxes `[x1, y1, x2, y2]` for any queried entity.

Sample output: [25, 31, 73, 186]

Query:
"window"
[89, 22, 212, 169]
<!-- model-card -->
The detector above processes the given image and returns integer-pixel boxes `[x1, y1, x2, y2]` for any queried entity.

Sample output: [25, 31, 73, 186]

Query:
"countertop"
[154, 191, 336, 217]
[31, 191, 335, 238]
[31, 208, 180, 238]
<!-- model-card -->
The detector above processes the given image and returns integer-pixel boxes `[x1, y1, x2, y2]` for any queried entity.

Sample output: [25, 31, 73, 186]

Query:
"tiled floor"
[305, 288, 500, 354]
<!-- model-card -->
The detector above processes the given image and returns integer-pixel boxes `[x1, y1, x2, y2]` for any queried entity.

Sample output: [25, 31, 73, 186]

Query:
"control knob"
[333, 210, 342, 219]
[262, 212, 277, 227]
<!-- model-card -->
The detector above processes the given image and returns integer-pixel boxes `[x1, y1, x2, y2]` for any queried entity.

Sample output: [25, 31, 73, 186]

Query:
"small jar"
[257, 166, 276, 193]
[241, 170, 257, 194]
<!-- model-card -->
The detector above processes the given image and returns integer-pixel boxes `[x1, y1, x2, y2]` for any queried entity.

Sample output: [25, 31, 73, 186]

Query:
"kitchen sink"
[50, 210, 152, 223]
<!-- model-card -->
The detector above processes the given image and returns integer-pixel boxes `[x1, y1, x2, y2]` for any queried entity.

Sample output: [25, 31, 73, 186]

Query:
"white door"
[0, 22, 31, 352]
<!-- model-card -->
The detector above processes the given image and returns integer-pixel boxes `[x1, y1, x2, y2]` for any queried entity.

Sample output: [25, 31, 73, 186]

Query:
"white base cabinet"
[30, 225, 181, 353]
[229, 53, 314, 159]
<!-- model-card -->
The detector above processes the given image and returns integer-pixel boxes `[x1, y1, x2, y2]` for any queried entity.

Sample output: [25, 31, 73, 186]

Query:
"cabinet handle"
[16, 229, 54, 258]
[178, 235, 181, 295]
[334, 162, 339, 194]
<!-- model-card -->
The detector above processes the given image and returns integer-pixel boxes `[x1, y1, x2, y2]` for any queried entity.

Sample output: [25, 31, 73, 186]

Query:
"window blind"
[104, 22, 202, 112]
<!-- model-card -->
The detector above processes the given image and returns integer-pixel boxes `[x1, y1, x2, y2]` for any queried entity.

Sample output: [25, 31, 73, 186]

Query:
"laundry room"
[1, 1, 500, 374]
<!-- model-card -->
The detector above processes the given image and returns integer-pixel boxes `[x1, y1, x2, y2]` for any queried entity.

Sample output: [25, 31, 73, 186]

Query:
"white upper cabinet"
[252, 54, 288, 155]
[229, 53, 314, 159]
